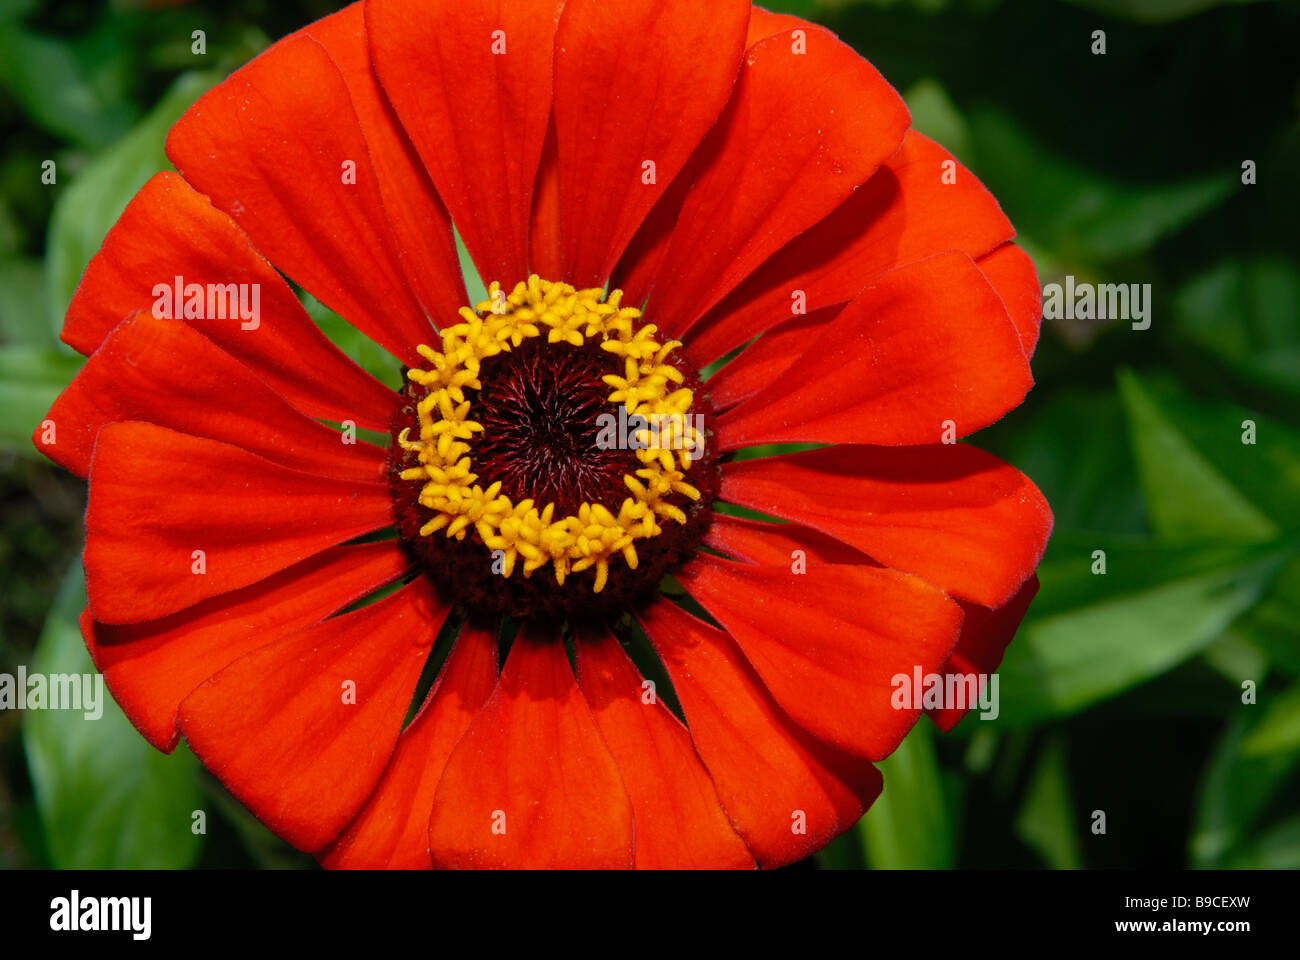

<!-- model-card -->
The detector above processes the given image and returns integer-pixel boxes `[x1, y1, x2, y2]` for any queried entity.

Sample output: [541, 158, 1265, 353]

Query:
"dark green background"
[1, 0, 1297, 869]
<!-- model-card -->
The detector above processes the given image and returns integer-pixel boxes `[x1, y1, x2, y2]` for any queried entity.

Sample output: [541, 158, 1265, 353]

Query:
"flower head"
[37, 0, 1052, 868]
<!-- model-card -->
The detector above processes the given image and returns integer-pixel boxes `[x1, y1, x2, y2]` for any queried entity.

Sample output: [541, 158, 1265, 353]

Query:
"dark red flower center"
[385, 278, 719, 621]
[468, 339, 630, 516]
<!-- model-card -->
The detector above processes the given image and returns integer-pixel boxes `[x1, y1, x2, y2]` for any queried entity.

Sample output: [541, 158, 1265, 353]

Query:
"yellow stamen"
[398, 276, 704, 593]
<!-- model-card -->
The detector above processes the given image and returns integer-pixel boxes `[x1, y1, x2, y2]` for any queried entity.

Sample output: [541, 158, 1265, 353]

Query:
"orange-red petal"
[688, 130, 1016, 368]
[302, 2, 469, 325]
[84, 542, 411, 752]
[677, 554, 963, 760]
[321, 616, 500, 869]
[38, 312, 385, 483]
[549, 0, 750, 287]
[367, 0, 563, 287]
[978, 241, 1043, 357]
[60, 173, 398, 431]
[929, 576, 1040, 731]
[84, 423, 392, 625]
[703, 305, 842, 413]
[427, 622, 633, 868]
[178, 578, 448, 852]
[637, 597, 882, 868]
[703, 513, 875, 567]
[714, 251, 1032, 449]
[573, 622, 755, 869]
[628, 27, 910, 337]
[166, 34, 434, 365]
[745, 5, 819, 48]
[719, 444, 1053, 608]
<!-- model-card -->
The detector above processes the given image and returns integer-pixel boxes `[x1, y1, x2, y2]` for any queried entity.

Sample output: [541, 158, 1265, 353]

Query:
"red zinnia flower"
[36, 0, 1052, 869]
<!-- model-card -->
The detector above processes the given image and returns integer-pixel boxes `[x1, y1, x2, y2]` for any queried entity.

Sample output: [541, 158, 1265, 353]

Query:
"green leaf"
[1119, 369, 1300, 538]
[1222, 814, 1300, 869]
[45, 69, 219, 337]
[1016, 737, 1082, 869]
[0, 0, 39, 22]
[903, 78, 971, 162]
[1062, 0, 1271, 24]
[300, 292, 404, 391]
[1222, 554, 1300, 676]
[0, 258, 51, 346]
[1201, 628, 1269, 685]
[994, 537, 1289, 726]
[21, 564, 203, 869]
[1239, 680, 1300, 757]
[967, 104, 1235, 263]
[454, 226, 488, 308]
[993, 388, 1146, 535]
[0, 346, 83, 457]
[857, 722, 954, 868]
[759, 0, 819, 14]
[1190, 697, 1300, 868]
[0, 24, 136, 149]
[1174, 256, 1300, 403]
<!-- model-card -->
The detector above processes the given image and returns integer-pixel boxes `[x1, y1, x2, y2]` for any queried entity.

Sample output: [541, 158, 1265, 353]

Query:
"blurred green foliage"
[22, 565, 203, 868]
[0, 0, 1296, 869]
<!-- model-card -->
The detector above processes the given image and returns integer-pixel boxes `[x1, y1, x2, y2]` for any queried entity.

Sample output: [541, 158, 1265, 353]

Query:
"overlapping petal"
[928, 576, 1040, 731]
[367, 0, 563, 287]
[637, 597, 882, 868]
[60, 173, 398, 431]
[687, 130, 1015, 368]
[426, 622, 634, 868]
[166, 33, 435, 365]
[302, 2, 468, 325]
[978, 241, 1043, 357]
[84, 423, 393, 625]
[703, 513, 875, 567]
[614, 27, 910, 334]
[714, 250, 1033, 449]
[745, 5, 816, 48]
[84, 542, 411, 752]
[719, 444, 1053, 608]
[323, 617, 499, 869]
[549, 0, 750, 287]
[178, 578, 449, 852]
[573, 622, 755, 869]
[703, 305, 842, 413]
[677, 553, 963, 760]
[39, 313, 384, 483]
